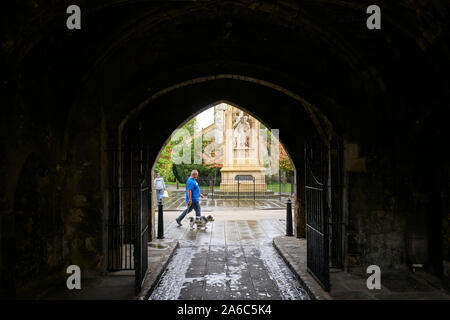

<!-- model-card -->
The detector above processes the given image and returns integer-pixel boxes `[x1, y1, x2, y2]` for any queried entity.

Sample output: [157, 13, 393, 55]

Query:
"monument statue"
[233, 113, 250, 148]
[210, 104, 267, 192]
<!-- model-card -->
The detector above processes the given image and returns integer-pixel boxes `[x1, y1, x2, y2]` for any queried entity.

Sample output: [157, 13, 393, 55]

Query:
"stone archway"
[115, 75, 338, 239]
[148, 100, 298, 214]
[112, 75, 344, 293]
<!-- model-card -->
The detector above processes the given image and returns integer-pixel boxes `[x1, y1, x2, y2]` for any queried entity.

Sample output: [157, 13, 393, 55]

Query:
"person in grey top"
[154, 173, 166, 203]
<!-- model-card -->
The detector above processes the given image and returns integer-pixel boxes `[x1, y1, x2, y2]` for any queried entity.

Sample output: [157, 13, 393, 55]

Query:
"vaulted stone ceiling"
[1, 1, 449, 146]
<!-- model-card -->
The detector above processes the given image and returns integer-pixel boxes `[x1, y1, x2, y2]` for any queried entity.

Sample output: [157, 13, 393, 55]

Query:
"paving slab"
[273, 236, 450, 300]
[136, 238, 179, 300]
[149, 215, 310, 300]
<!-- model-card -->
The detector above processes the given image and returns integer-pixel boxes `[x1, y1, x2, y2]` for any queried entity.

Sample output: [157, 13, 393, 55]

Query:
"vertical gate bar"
[128, 147, 132, 270]
[323, 142, 330, 290]
[114, 149, 119, 270]
[121, 149, 124, 270]
[119, 153, 122, 269]
[119, 148, 123, 269]
[115, 149, 118, 270]
[339, 137, 343, 266]
[119, 149, 123, 269]
[130, 148, 133, 269]
[111, 148, 115, 271]
[135, 177, 141, 293]
[110, 148, 113, 270]
[108, 149, 113, 270]
[330, 140, 334, 267]
[123, 148, 127, 269]
[140, 181, 143, 283]
[139, 142, 143, 176]
[237, 176, 240, 207]
[120, 147, 126, 269]
[117, 150, 121, 270]
[121, 147, 124, 269]
[108, 161, 111, 270]
[111, 149, 115, 270]
[147, 144, 152, 242]
[253, 178, 256, 207]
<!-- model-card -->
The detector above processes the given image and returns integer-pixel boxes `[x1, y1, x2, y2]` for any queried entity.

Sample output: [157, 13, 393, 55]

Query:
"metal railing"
[178, 175, 294, 202]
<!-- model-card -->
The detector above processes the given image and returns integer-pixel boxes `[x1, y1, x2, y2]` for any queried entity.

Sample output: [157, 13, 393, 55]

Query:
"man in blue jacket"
[176, 169, 204, 226]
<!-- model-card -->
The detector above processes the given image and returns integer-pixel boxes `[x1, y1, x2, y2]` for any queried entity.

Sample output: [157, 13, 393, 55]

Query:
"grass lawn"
[267, 183, 292, 193]
[166, 181, 186, 187]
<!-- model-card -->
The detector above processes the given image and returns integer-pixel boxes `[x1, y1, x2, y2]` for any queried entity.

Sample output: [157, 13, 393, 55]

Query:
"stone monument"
[214, 104, 267, 192]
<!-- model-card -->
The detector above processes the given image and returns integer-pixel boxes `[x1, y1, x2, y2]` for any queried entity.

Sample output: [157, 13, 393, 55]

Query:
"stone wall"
[346, 170, 407, 272]
[0, 100, 106, 297]
[1, 0, 449, 298]
[344, 139, 448, 277]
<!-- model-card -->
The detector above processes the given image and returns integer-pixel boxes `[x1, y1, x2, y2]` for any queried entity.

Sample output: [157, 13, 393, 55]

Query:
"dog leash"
[185, 202, 192, 216]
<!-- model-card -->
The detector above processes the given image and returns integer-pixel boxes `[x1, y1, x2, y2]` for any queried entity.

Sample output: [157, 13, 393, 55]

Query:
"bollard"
[157, 200, 164, 239]
[286, 199, 293, 236]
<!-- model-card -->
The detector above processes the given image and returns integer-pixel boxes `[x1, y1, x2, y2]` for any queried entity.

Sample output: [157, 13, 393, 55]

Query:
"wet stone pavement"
[159, 189, 289, 211]
[161, 197, 289, 211]
[149, 218, 309, 300]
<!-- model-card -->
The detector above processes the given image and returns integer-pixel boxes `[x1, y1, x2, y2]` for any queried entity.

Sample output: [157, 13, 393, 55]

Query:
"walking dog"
[188, 215, 215, 230]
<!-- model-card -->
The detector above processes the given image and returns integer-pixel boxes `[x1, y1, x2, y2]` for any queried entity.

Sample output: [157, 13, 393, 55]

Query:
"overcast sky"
[195, 107, 214, 132]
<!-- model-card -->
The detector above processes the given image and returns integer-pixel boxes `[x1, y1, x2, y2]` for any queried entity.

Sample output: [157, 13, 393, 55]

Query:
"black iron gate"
[135, 173, 149, 294]
[305, 137, 330, 291]
[107, 142, 151, 294]
[107, 147, 135, 272]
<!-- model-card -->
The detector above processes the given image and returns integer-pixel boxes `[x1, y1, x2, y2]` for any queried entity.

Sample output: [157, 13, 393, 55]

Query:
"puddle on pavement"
[148, 243, 169, 249]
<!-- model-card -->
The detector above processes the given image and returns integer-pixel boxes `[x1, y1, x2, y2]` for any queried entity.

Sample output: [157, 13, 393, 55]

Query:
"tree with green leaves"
[155, 118, 197, 182]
